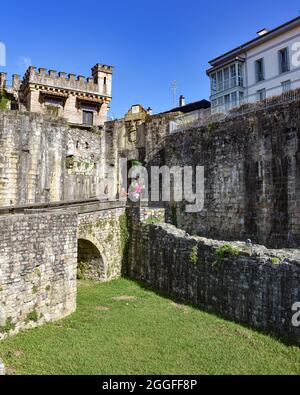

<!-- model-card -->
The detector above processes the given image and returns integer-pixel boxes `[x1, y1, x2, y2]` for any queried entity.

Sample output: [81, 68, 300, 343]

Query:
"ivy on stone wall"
[119, 213, 131, 273]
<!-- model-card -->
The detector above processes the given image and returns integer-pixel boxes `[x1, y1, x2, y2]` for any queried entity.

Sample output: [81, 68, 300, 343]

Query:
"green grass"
[0, 278, 299, 375]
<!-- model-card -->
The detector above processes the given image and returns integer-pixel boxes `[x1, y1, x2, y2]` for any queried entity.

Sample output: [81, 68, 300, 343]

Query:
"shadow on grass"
[122, 275, 299, 349]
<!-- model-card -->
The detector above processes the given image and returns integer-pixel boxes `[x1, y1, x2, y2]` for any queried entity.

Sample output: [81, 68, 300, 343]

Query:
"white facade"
[207, 17, 300, 113]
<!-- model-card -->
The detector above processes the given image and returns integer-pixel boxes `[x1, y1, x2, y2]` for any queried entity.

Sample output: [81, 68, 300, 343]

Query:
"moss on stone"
[106, 233, 114, 242]
[271, 257, 281, 264]
[32, 285, 38, 294]
[0, 317, 15, 333]
[26, 310, 39, 323]
[145, 215, 162, 224]
[216, 244, 241, 260]
[189, 245, 198, 265]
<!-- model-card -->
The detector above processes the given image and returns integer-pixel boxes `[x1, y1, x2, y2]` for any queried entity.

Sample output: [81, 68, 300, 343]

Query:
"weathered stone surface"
[0, 110, 118, 206]
[128, 206, 300, 344]
[163, 101, 300, 249]
[78, 207, 126, 282]
[0, 212, 77, 340]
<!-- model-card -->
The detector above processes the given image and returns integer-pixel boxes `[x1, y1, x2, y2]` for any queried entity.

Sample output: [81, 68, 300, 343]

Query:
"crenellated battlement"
[21, 63, 113, 97]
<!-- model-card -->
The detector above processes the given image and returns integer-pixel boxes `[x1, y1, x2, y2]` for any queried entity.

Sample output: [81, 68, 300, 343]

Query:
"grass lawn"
[0, 278, 299, 375]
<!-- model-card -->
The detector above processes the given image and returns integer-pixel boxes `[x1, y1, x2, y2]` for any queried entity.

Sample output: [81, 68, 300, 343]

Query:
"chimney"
[257, 28, 269, 36]
[147, 107, 153, 115]
[179, 95, 186, 107]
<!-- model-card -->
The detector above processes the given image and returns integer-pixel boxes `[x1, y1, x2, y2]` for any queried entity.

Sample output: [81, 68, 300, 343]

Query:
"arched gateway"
[77, 239, 106, 281]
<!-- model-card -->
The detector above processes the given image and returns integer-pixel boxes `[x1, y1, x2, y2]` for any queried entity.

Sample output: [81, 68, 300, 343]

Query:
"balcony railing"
[212, 78, 243, 96]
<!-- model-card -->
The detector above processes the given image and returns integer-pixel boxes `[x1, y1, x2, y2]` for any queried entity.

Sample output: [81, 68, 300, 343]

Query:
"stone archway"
[77, 239, 106, 281]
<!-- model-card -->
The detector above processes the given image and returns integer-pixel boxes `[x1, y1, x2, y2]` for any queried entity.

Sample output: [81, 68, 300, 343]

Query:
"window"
[211, 74, 217, 94]
[282, 80, 291, 92]
[212, 99, 218, 108]
[223, 68, 230, 90]
[257, 89, 266, 101]
[217, 96, 224, 106]
[255, 59, 264, 82]
[217, 70, 223, 92]
[44, 97, 63, 107]
[224, 94, 230, 110]
[230, 65, 236, 88]
[46, 105, 59, 117]
[279, 48, 290, 73]
[238, 64, 243, 87]
[82, 111, 93, 125]
[231, 92, 237, 108]
[44, 96, 63, 117]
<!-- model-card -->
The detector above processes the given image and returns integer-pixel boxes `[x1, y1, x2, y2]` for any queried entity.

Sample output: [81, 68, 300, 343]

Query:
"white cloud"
[17, 56, 32, 69]
[0, 42, 6, 67]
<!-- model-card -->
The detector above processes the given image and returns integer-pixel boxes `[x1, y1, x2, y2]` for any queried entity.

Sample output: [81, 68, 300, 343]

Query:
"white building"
[207, 16, 300, 113]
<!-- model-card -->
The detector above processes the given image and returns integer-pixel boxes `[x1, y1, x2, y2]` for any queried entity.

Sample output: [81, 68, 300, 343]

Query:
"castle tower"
[17, 63, 113, 127]
[91, 64, 113, 98]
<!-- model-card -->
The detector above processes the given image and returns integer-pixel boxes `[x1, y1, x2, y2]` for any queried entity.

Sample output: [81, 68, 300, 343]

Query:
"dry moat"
[0, 279, 299, 375]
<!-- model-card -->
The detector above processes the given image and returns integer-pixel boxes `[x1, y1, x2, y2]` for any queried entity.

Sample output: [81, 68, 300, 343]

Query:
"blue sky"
[1, 0, 299, 118]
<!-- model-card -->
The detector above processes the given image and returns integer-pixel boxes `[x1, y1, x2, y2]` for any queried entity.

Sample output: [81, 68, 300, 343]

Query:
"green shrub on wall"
[189, 245, 198, 265]
[0, 90, 9, 110]
[145, 215, 162, 224]
[216, 244, 241, 260]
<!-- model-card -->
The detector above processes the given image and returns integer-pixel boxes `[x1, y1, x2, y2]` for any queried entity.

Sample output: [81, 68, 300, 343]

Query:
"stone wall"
[144, 112, 176, 165]
[164, 100, 300, 248]
[0, 110, 118, 206]
[128, 207, 300, 344]
[0, 212, 77, 340]
[78, 206, 126, 282]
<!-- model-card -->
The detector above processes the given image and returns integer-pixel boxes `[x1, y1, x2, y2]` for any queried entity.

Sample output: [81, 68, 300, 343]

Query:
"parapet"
[92, 63, 113, 75]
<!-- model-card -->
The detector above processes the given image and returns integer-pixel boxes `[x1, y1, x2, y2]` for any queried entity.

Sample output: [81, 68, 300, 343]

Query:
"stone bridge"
[0, 199, 129, 284]
[0, 198, 134, 339]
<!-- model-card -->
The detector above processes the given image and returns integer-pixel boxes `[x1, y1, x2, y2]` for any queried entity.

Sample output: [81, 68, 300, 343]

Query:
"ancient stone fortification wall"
[164, 101, 300, 248]
[0, 111, 66, 205]
[0, 212, 77, 340]
[144, 113, 174, 165]
[0, 110, 117, 206]
[78, 206, 127, 282]
[128, 208, 300, 344]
